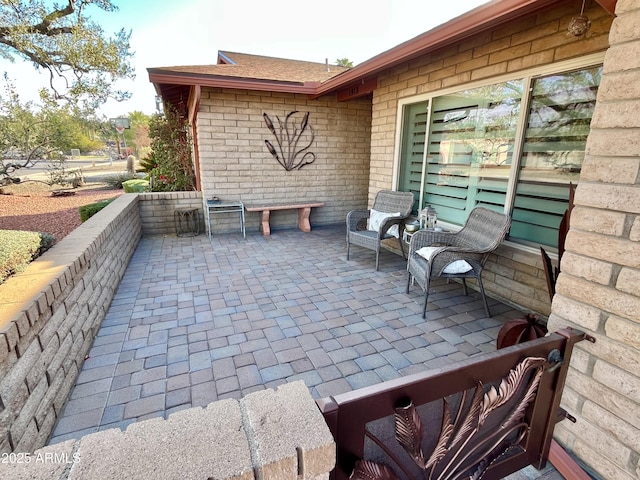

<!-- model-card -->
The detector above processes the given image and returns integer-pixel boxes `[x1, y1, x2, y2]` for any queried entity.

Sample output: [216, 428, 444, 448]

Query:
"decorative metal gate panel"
[317, 328, 591, 480]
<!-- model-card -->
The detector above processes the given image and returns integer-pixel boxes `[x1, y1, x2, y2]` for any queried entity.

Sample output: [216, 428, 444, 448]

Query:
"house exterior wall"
[547, 1, 640, 478]
[368, 0, 613, 317]
[196, 89, 371, 234]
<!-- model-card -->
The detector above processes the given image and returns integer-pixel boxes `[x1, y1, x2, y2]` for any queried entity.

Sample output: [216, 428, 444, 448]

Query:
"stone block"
[556, 275, 639, 323]
[593, 359, 640, 403]
[565, 369, 640, 430]
[13, 417, 38, 453]
[631, 216, 640, 242]
[241, 381, 335, 480]
[571, 156, 640, 184]
[572, 436, 637, 480]
[53, 362, 78, 416]
[561, 252, 613, 286]
[570, 206, 626, 235]
[586, 128, 640, 159]
[10, 376, 47, 450]
[565, 418, 631, 465]
[616, 267, 640, 296]
[35, 368, 64, 430]
[583, 333, 639, 377]
[582, 400, 640, 453]
[605, 315, 640, 350]
[548, 296, 601, 332]
[70, 399, 253, 480]
[0, 338, 39, 410]
[37, 307, 66, 353]
[575, 183, 640, 213]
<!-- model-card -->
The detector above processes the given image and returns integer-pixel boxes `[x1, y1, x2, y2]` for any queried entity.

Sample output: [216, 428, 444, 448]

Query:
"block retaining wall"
[0, 191, 210, 455]
[0, 194, 141, 454]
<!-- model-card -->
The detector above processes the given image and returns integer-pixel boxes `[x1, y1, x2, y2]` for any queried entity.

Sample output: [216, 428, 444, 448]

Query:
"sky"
[1, 0, 490, 119]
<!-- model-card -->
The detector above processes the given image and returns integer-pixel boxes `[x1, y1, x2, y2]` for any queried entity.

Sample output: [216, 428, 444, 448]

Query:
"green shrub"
[122, 179, 149, 193]
[104, 172, 137, 189]
[79, 199, 115, 222]
[0, 230, 56, 284]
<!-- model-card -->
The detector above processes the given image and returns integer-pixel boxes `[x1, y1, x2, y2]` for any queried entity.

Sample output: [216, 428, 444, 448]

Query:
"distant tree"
[0, 76, 104, 185]
[125, 111, 151, 158]
[0, 0, 134, 110]
[336, 58, 354, 68]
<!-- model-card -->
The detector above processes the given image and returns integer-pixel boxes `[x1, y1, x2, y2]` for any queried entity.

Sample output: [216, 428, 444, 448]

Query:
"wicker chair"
[406, 207, 511, 318]
[346, 190, 415, 270]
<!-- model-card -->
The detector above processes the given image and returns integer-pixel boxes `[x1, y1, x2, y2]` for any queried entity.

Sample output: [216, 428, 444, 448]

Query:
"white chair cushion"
[368, 209, 401, 238]
[416, 247, 473, 274]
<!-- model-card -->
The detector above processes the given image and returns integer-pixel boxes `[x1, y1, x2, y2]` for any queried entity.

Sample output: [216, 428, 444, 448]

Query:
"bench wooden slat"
[244, 202, 325, 235]
[245, 202, 325, 212]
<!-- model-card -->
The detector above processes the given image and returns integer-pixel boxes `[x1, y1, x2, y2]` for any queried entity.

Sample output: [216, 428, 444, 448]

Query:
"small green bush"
[0, 230, 56, 284]
[122, 179, 150, 193]
[79, 199, 115, 222]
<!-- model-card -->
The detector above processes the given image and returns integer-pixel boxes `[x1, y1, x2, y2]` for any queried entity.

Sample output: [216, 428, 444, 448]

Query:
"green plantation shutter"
[510, 66, 602, 247]
[424, 84, 522, 226]
[424, 98, 477, 225]
[396, 64, 600, 247]
[398, 101, 429, 213]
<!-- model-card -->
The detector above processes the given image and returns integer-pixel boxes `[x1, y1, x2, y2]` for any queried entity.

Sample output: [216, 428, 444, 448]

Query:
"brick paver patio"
[47, 225, 559, 477]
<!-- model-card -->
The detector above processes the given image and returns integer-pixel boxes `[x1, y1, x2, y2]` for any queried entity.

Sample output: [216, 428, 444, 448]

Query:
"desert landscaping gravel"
[0, 181, 123, 242]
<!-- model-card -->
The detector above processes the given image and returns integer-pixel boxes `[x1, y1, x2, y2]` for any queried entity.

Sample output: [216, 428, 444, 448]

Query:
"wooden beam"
[336, 77, 377, 102]
[549, 440, 592, 480]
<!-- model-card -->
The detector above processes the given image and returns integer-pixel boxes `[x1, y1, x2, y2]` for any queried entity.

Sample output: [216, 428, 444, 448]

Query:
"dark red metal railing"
[317, 328, 591, 480]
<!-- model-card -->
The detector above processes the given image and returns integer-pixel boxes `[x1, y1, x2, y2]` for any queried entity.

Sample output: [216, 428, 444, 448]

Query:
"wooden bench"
[245, 202, 325, 236]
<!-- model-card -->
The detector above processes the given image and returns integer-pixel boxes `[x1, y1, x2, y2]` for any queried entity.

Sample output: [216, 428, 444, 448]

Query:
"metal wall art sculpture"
[263, 111, 316, 170]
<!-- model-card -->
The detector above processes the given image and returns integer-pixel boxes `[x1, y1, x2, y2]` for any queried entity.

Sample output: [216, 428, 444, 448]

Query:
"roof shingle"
[150, 51, 350, 84]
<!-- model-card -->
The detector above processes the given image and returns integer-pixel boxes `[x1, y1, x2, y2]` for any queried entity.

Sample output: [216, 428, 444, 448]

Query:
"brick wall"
[369, 0, 613, 317]
[138, 191, 204, 236]
[196, 89, 372, 234]
[0, 191, 211, 455]
[0, 195, 141, 454]
[546, 1, 640, 478]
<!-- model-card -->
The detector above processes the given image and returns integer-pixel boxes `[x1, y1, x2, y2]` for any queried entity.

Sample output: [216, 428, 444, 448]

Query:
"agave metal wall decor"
[264, 111, 316, 171]
[351, 355, 548, 480]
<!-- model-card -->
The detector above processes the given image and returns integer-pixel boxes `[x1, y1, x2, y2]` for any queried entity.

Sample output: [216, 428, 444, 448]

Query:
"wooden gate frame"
[317, 328, 592, 480]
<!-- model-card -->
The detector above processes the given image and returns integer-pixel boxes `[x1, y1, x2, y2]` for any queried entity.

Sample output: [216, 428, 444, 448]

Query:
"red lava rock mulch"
[0, 182, 124, 242]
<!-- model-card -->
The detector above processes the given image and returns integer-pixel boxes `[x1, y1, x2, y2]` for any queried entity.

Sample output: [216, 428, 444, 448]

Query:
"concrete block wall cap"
[69, 398, 253, 480]
[241, 381, 336, 480]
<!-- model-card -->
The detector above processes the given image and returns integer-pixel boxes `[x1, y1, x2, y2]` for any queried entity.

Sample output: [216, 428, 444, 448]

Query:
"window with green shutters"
[396, 62, 602, 249]
[398, 101, 429, 213]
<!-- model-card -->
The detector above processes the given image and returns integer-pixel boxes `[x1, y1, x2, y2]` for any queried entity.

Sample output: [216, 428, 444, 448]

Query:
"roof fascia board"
[149, 71, 320, 94]
[596, 0, 616, 15]
[315, 0, 561, 96]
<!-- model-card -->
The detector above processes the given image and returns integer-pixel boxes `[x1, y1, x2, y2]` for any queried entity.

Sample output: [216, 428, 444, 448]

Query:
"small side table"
[175, 208, 200, 237]
[204, 200, 245, 239]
